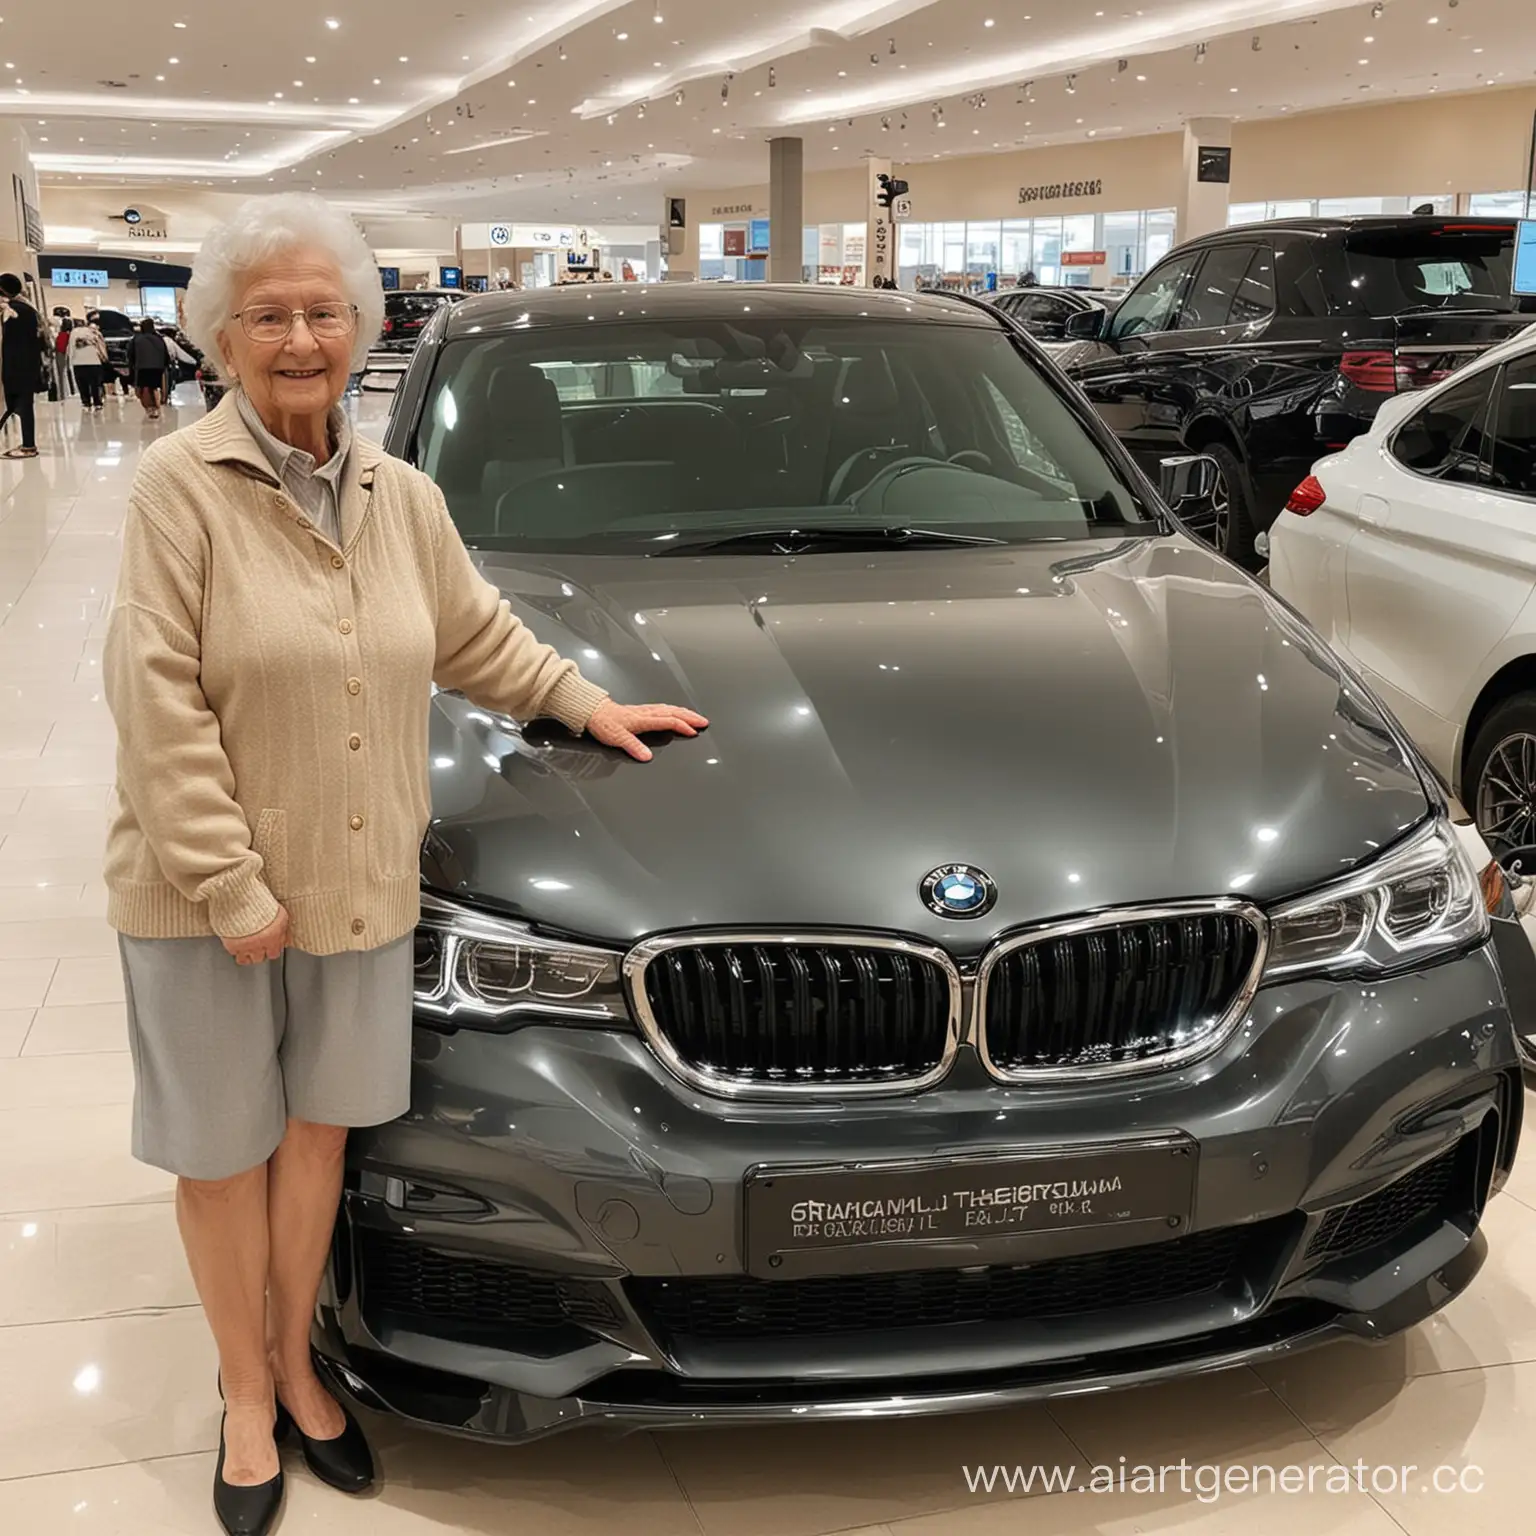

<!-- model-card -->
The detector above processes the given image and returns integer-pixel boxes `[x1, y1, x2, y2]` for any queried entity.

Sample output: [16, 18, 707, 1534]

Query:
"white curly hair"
[183, 193, 385, 373]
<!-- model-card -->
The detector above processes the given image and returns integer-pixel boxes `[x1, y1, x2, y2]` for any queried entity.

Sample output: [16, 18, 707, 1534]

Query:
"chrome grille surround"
[623, 932, 963, 1100]
[975, 901, 1269, 1083]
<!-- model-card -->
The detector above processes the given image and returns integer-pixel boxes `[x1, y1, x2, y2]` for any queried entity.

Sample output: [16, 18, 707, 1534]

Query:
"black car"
[990, 284, 1124, 343]
[305, 282, 1529, 1446]
[378, 288, 468, 352]
[92, 308, 137, 391]
[1062, 217, 1535, 566]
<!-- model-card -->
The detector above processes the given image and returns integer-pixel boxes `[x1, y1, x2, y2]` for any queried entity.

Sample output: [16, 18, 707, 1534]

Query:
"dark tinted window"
[1391, 368, 1496, 482]
[1486, 355, 1536, 497]
[1013, 295, 1073, 323]
[1110, 252, 1200, 339]
[1343, 226, 1517, 314]
[1178, 245, 1258, 329]
[386, 294, 450, 318]
[1230, 248, 1277, 324]
[414, 317, 1154, 551]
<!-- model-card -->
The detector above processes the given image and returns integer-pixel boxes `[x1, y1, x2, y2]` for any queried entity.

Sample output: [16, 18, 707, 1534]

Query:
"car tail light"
[1285, 475, 1327, 516]
[1340, 350, 1398, 393]
[382, 318, 394, 334]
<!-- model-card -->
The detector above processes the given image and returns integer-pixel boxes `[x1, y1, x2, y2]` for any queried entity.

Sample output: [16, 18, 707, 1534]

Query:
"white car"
[1269, 324, 1536, 860]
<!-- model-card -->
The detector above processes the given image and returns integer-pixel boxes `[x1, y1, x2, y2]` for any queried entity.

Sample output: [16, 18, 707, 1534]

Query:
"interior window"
[1229, 247, 1277, 325]
[1178, 245, 1257, 330]
[1485, 356, 1536, 497]
[1109, 254, 1199, 340]
[1391, 368, 1496, 483]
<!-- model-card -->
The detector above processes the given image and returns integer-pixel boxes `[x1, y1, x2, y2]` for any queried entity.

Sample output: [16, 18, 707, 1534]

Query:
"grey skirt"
[119, 933, 412, 1180]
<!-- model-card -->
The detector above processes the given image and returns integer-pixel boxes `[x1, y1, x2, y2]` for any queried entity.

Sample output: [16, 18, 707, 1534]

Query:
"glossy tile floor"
[2, 386, 1536, 1535]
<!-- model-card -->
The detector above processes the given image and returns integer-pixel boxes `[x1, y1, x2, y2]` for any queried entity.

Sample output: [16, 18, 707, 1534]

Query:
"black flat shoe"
[274, 1394, 374, 1494]
[214, 1412, 284, 1536]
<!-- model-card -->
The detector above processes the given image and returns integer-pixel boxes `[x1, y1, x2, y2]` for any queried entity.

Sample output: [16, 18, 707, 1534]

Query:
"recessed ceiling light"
[653, 11, 664, 20]
[155, 73, 165, 81]
[326, 17, 340, 29]
[398, 55, 408, 62]
[617, 30, 629, 40]
[1364, 34, 1374, 42]
[373, 77, 381, 84]
[528, 98, 536, 104]
[348, 95, 359, 103]
[168, 56, 179, 64]
[174, 19, 187, 27]
[293, 80, 303, 86]
[1428, 14, 1439, 22]
[1358, 57, 1369, 64]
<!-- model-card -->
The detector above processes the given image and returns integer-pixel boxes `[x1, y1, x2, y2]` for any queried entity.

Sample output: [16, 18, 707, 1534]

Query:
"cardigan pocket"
[252, 809, 289, 898]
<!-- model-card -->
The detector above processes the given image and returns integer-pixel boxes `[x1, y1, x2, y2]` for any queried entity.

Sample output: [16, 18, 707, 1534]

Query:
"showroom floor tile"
[1, 388, 1535, 1535]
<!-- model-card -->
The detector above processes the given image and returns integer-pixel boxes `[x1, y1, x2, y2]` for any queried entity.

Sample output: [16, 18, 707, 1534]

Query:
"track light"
[1371, 1, 1383, 16]
[1195, 42, 1208, 62]
[637, 102, 646, 117]
[1251, 35, 1262, 51]
[674, 89, 684, 105]
[870, 52, 880, 65]
[1117, 58, 1129, 72]
[721, 74, 731, 102]
[768, 66, 776, 87]
[1065, 74, 1077, 93]
[881, 114, 891, 130]
[889, 37, 896, 55]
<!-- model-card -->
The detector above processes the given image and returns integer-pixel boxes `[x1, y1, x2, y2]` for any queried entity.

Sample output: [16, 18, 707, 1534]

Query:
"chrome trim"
[623, 930, 964, 1101]
[974, 900, 1270, 1084]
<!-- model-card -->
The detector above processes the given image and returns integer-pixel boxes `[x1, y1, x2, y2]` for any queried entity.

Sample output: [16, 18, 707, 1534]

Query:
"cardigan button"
[296, 517, 312, 531]
[349, 814, 365, 831]
[351, 918, 366, 935]
[346, 678, 361, 696]
[331, 554, 346, 570]
[348, 733, 362, 751]
[339, 619, 353, 635]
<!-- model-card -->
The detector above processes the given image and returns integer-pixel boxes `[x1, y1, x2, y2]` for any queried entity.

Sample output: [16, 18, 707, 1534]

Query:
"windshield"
[414, 317, 1155, 553]
[1343, 227, 1517, 314]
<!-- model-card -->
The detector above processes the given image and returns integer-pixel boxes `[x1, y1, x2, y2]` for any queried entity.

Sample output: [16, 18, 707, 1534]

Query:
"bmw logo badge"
[920, 864, 997, 919]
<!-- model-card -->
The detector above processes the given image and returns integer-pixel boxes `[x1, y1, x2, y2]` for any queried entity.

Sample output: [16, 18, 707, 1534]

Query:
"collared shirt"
[235, 390, 353, 546]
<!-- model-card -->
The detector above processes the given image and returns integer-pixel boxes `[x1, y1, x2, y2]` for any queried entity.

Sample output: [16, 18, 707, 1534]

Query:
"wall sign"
[723, 227, 747, 257]
[439, 266, 463, 288]
[1062, 250, 1108, 267]
[488, 223, 512, 246]
[668, 197, 687, 228]
[711, 202, 755, 217]
[378, 266, 400, 291]
[48, 268, 110, 288]
[748, 217, 771, 255]
[1197, 146, 1232, 185]
[1018, 179, 1104, 206]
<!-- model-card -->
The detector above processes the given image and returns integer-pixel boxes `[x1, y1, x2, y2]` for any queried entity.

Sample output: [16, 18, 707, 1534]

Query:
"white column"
[1176, 118, 1233, 243]
[768, 137, 804, 284]
[0, 120, 41, 278]
[865, 158, 895, 289]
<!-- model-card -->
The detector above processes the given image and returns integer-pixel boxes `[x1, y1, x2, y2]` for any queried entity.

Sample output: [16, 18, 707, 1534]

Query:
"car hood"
[424, 537, 1429, 952]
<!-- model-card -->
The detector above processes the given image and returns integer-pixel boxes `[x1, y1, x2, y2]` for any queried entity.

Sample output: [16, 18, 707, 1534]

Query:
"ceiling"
[4, 0, 1532, 224]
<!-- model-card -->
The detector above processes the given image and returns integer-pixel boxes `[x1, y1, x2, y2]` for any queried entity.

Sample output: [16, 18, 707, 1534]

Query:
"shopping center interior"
[5, 2, 1536, 1534]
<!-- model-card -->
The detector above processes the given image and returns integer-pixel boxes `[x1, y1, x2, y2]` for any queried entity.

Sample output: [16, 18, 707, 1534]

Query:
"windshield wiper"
[658, 525, 1007, 556]
[1392, 303, 1510, 316]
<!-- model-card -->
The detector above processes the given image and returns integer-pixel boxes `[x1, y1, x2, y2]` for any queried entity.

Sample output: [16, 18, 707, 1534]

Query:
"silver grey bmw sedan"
[312, 283, 1531, 1442]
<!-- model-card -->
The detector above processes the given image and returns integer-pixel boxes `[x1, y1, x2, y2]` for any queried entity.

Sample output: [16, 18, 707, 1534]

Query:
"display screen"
[50, 268, 109, 289]
[378, 266, 400, 291]
[464, 274, 488, 292]
[439, 266, 463, 289]
[749, 218, 771, 256]
[1514, 221, 1536, 297]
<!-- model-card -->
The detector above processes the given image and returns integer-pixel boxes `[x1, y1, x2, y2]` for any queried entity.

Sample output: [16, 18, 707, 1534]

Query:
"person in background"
[0, 273, 43, 458]
[71, 314, 110, 411]
[128, 317, 171, 420]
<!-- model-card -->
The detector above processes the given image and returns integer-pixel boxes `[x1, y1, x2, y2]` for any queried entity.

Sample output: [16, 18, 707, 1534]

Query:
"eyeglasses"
[231, 302, 359, 342]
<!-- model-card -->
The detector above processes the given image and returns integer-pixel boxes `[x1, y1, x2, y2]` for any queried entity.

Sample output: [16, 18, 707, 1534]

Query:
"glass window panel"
[966, 220, 1001, 275]
[1031, 217, 1063, 285]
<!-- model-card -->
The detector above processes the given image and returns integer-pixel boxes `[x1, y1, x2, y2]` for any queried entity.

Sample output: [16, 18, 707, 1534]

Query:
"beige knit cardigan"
[103, 394, 608, 954]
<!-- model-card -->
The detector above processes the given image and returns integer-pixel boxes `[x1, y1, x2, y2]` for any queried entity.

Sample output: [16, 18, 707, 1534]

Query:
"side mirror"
[1064, 308, 1107, 341]
[1159, 453, 1220, 513]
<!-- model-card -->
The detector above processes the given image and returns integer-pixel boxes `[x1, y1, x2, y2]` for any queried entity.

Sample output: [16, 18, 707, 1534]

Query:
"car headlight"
[414, 891, 629, 1030]
[1265, 818, 1490, 981]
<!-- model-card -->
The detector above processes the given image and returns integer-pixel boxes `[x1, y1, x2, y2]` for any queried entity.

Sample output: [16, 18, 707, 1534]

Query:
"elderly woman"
[103, 193, 706, 1536]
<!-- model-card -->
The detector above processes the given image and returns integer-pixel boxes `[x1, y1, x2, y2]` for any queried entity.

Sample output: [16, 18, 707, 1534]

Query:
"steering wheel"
[844, 456, 959, 515]
[827, 443, 911, 504]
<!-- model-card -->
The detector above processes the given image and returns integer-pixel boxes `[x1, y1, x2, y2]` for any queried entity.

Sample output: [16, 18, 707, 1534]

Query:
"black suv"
[378, 288, 467, 352]
[1062, 217, 1535, 565]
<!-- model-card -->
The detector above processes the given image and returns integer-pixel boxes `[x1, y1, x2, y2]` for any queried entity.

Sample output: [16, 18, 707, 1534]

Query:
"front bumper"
[318, 942, 1525, 1443]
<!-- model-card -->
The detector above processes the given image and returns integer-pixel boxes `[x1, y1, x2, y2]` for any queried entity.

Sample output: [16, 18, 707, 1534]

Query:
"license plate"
[745, 1136, 1196, 1276]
